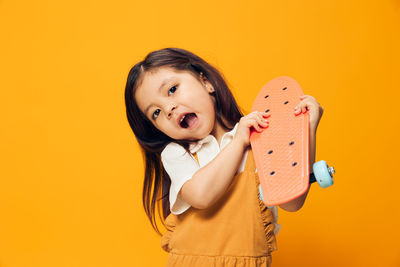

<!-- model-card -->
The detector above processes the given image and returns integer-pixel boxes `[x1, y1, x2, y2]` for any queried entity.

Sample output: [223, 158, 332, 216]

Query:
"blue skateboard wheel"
[313, 160, 334, 188]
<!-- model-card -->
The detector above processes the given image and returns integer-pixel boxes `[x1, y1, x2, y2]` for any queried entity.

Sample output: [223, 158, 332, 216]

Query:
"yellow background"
[1, 0, 399, 266]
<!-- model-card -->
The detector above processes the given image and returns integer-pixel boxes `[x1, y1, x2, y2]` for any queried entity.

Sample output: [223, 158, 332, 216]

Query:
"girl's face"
[135, 67, 217, 141]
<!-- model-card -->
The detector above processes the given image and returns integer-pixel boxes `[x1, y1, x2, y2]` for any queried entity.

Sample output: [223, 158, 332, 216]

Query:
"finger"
[258, 116, 269, 127]
[249, 111, 262, 118]
[294, 105, 302, 115]
[301, 100, 317, 113]
[250, 111, 270, 120]
[248, 119, 261, 132]
[246, 118, 257, 126]
[249, 118, 265, 132]
[262, 112, 271, 118]
[251, 120, 262, 132]
[255, 112, 269, 122]
[294, 102, 308, 114]
[257, 111, 270, 120]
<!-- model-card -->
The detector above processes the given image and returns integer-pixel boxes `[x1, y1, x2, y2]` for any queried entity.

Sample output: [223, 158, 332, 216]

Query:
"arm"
[279, 94, 323, 212]
[179, 138, 246, 209]
[278, 128, 316, 212]
[179, 111, 269, 210]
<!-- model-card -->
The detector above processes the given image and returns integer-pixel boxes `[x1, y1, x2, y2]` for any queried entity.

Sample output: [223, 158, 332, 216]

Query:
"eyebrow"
[144, 77, 175, 116]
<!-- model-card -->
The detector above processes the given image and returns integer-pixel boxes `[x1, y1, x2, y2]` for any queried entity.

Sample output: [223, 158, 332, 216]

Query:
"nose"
[167, 104, 176, 119]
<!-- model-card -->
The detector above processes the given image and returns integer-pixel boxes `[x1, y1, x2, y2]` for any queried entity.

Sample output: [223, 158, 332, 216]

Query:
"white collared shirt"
[161, 122, 281, 235]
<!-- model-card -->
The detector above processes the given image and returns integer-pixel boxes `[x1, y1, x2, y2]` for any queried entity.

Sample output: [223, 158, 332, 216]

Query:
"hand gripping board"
[250, 76, 309, 206]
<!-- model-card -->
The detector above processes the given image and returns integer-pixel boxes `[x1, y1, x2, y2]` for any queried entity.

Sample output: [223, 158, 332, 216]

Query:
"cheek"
[156, 120, 177, 136]
[194, 92, 214, 107]
[148, 118, 163, 132]
[205, 96, 216, 112]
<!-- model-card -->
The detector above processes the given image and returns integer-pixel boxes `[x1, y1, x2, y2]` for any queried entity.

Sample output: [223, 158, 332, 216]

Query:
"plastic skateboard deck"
[250, 76, 310, 206]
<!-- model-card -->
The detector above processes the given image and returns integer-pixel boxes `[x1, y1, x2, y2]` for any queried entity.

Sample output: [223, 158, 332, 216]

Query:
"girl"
[124, 47, 323, 266]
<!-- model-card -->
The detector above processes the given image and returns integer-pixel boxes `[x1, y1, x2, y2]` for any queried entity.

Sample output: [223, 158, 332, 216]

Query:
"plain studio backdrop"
[0, 0, 399, 266]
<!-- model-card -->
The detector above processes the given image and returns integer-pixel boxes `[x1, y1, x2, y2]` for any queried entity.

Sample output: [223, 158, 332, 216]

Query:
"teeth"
[180, 115, 186, 123]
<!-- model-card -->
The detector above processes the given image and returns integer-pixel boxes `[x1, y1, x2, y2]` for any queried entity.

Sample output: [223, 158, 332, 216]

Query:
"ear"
[200, 72, 215, 93]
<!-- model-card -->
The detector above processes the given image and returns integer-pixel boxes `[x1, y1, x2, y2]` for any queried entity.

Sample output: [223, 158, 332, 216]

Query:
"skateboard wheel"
[313, 160, 334, 188]
[259, 185, 264, 202]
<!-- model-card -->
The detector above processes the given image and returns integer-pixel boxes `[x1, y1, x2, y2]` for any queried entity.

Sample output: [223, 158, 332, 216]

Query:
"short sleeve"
[161, 142, 200, 215]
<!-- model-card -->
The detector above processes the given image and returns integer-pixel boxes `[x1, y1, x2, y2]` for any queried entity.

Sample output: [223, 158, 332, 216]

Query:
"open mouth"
[180, 113, 197, 128]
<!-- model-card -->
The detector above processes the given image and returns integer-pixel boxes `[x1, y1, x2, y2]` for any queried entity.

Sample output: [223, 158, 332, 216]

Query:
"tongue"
[182, 113, 197, 128]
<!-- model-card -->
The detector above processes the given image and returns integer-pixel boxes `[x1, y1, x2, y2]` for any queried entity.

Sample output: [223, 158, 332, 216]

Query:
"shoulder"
[161, 142, 194, 163]
[160, 142, 199, 183]
[161, 142, 187, 158]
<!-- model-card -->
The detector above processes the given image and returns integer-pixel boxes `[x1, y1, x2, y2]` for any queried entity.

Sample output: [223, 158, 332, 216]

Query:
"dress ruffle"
[160, 214, 177, 253]
[165, 253, 272, 266]
[257, 191, 278, 254]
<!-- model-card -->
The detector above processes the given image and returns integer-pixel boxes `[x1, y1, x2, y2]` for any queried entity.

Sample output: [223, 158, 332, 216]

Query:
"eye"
[151, 85, 178, 120]
[152, 109, 160, 120]
[168, 85, 177, 95]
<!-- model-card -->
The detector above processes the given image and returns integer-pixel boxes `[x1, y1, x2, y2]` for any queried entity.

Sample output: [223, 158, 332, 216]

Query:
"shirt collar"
[188, 122, 239, 154]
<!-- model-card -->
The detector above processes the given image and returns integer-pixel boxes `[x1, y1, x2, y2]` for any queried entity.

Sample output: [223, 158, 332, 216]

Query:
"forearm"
[309, 126, 316, 171]
[189, 139, 246, 208]
[279, 126, 317, 212]
[295, 128, 317, 206]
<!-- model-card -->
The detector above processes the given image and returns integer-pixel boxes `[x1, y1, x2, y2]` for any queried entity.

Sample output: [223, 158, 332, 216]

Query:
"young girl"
[124, 47, 323, 266]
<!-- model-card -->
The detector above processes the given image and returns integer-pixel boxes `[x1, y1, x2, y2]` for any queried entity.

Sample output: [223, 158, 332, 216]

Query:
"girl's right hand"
[233, 111, 270, 148]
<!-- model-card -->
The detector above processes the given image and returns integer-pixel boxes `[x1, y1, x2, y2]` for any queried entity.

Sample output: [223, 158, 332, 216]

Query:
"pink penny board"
[250, 76, 309, 206]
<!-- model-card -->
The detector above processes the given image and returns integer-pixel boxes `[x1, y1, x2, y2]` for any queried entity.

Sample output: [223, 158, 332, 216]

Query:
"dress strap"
[244, 148, 256, 172]
[193, 152, 199, 165]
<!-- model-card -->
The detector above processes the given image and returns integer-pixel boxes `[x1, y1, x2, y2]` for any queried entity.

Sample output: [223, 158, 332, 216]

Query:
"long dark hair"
[124, 47, 244, 235]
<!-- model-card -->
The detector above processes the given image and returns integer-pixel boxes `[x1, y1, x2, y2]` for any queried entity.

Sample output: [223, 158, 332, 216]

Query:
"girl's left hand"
[294, 95, 324, 131]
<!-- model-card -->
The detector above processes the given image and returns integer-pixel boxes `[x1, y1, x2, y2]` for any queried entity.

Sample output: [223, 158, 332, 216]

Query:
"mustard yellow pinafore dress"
[161, 149, 278, 266]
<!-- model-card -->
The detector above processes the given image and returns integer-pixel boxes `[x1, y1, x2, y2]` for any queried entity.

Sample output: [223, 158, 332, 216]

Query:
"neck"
[211, 118, 234, 146]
